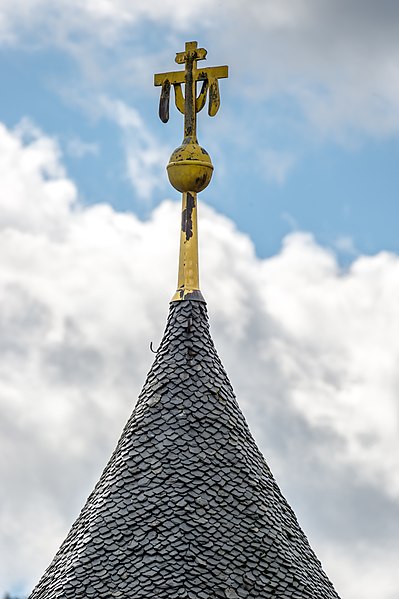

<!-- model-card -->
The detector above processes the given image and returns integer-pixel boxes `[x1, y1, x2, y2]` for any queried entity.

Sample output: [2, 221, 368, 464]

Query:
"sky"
[0, 1, 399, 597]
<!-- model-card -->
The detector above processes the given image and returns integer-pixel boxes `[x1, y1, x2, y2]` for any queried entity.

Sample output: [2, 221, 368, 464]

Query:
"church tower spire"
[154, 41, 228, 302]
[29, 43, 341, 599]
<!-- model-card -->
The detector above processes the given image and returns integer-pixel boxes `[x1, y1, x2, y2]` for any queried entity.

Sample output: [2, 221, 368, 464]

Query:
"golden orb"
[167, 140, 213, 193]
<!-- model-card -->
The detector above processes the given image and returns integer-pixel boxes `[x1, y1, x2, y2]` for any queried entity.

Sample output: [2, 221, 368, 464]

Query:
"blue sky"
[1, 2, 399, 598]
[1, 9, 398, 261]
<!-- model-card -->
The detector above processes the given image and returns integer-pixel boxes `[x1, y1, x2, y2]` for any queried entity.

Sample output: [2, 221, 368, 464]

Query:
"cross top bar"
[175, 41, 207, 65]
[154, 41, 228, 141]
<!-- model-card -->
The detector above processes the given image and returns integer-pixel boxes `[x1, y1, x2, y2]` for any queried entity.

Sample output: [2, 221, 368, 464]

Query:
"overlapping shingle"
[29, 300, 340, 599]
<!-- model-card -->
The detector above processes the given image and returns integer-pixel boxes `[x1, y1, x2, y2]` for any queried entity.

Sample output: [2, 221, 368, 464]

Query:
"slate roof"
[30, 299, 341, 599]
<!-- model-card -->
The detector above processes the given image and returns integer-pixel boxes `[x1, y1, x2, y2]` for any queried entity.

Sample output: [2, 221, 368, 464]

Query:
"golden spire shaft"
[173, 191, 202, 302]
[154, 42, 228, 302]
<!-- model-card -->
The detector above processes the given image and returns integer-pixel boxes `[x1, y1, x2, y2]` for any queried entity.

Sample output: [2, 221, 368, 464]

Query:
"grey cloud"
[42, 320, 104, 386]
[223, 367, 378, 546]
[0, 283, 52, 355]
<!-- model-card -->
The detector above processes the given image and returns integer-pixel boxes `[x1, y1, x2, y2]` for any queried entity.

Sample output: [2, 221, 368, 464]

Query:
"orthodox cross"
[154, 41, 228, 142]
[154, 42, 228, 303]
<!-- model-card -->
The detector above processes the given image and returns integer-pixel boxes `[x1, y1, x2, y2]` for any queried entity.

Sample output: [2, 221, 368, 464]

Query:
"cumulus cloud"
[1, 119, 399, 598]
[0, 119, 175, 590]
[260, 236, 399, 496]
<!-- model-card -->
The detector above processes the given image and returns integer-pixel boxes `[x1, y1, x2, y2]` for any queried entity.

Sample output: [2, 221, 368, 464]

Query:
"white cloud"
[0, 118, 76, 235]
[98, 97, 170, 201]
[333, 235, 359, 256]
[258, 148, 297, 184]
[66, 137, 99, 159]
[256, 235, 399, 496]
[1, 119, 399, 598]
[0, 0, 214, 45]
[320, 541, 399, 599]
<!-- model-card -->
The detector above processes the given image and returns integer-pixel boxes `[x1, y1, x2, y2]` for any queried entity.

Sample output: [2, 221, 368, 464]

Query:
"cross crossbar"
[154, 65, 228, 87]
[154, 41, 228, 137]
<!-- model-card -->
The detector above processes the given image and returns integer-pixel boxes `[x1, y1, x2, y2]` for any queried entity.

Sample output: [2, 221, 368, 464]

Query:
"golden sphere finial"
[167, 139, 213, 193]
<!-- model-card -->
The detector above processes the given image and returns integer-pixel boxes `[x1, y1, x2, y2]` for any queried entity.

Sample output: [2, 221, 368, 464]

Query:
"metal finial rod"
[154, 42, 228, 302]
[181, 43, 198, 141]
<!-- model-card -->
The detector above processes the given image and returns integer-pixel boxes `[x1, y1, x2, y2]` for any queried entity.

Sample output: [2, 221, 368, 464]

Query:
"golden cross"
[154, 43, 228, 303]
[154, 41, 228, 142]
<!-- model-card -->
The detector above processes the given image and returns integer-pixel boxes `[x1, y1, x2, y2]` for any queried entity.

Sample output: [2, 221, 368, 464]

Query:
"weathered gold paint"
[167, 141, 213, 193]
[154, 43, 228, 136]
[171, 192, 205, 302]
[154, 42, 228, 302]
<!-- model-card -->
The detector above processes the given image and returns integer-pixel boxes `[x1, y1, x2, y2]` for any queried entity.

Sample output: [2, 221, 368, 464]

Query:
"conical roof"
[30, 299, 340, 599]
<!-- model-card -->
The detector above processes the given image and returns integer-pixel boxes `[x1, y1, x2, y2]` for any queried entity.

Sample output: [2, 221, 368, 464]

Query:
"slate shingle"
[29, 299, 340, 599]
